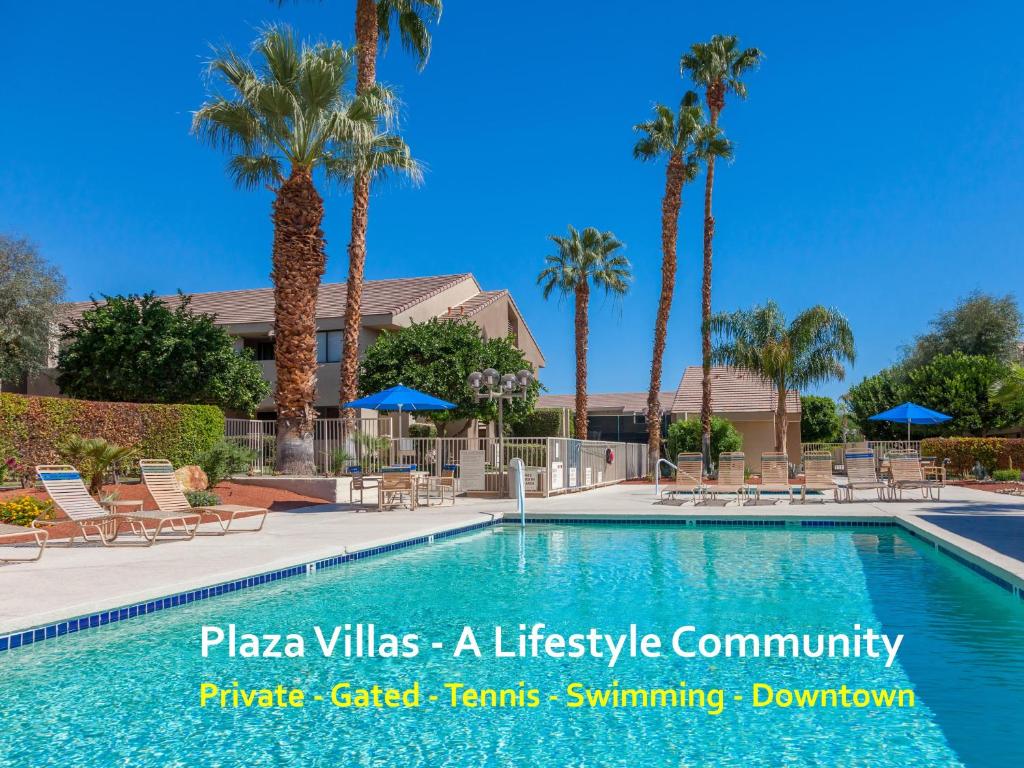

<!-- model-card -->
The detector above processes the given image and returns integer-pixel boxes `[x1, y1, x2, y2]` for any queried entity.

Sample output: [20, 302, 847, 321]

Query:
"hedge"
[511, 408, 571, 438]
[0, 393, 225, 470]
[920, 437, 1024, 476]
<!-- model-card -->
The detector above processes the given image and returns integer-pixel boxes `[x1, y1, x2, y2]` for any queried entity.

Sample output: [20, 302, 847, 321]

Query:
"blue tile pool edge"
[0, 518, 497, 655]
[2, 514, 1020, 655]
[517, 515, 1024, 600]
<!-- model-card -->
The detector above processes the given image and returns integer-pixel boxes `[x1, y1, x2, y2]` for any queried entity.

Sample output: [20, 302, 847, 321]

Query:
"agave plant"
[61, 437, 135, 496]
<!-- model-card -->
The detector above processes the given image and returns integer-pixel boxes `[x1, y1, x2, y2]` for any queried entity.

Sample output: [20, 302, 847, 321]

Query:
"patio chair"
[379, 467, 416, 511]
[347, 465, 379, 505]
[661, 453, 706, 503]
[140, 459, 267, 534]
[751, 452, 793, 503]
[0, 523, 48, 562]
[36, 465, 200, 546]
[799, 451, 840, 502]
[707, 452, 750, 505]
[842, 450, 889, 501]
[422, 464, 458, 506]
[889, 452, 944, 501]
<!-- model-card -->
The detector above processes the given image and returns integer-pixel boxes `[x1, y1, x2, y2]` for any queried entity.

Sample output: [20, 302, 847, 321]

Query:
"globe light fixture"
[466, 367, 535, 495]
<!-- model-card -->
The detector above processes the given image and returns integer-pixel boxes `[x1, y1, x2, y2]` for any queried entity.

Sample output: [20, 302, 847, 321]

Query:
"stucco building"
[29, 273, 544, 433]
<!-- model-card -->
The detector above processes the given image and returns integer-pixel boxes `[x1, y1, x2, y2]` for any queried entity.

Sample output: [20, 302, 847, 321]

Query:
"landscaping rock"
[175, 465, 209, 491]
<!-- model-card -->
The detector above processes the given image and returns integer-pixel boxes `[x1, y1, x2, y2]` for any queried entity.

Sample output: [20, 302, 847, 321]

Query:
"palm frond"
[377, 0, 443, 70]
[711, 301, 855, 394]
[537, 225, 631, 301]
[227, 154, 285, 190]
[681, 34, 763, 100]
[256, 24, 301, 88]
[195, 25, 404, 191]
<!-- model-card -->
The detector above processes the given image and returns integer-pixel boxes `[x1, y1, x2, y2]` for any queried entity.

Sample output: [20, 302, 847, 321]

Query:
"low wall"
[231, 476, 352, 503]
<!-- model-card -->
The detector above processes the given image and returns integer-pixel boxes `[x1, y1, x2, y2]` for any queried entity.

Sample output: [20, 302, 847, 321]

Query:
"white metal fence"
[800, 441, 923, 473]
[224, 419, 649, 496]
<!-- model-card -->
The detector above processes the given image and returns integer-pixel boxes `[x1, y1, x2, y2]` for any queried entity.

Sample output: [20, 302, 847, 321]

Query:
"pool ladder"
[653, 458, 678, 497]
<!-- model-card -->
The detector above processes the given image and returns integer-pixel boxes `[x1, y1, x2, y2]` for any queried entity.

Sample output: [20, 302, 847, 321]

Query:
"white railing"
[225, 417, 392, 476]
[224, 419, 649, 495]
[800, 441, 923, 473]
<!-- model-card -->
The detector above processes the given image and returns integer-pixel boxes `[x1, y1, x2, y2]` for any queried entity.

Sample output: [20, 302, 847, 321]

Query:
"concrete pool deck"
[2, 482, 1023, 638]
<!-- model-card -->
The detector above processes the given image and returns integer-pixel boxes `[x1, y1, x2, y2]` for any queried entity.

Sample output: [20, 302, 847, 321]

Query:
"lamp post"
[468, 367, 533, 495]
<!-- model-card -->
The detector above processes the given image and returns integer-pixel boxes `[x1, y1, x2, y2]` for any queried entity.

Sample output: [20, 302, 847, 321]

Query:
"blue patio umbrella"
[867, 402, 951, 441]
[344, 385, 456, 437]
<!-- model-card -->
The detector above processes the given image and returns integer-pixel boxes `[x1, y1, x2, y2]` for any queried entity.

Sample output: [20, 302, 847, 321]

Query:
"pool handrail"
[509, 457, 527, 526]
[653, 458, 678, 497]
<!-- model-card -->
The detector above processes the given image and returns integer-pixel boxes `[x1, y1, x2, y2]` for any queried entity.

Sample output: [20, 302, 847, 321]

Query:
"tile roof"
[537, 392, 676, 413]
[671, 366, 801, 414]
[58, 274, 475, 326]
[441, 290, 507, 319]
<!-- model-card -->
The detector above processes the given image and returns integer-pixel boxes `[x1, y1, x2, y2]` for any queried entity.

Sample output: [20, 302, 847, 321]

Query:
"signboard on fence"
[585, 467, 592, 486]
[460, 450, 486, 491]
[568, 467, 577, 487]
[551, 461, 564, 490]
[524, 469, 539, 492]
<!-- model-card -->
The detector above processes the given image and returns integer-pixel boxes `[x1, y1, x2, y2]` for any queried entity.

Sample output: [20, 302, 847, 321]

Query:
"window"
[317, 331, 342, 363]
[244, 338, 275, 361]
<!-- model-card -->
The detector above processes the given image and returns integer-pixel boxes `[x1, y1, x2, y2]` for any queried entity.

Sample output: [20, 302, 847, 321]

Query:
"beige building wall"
[31, 276, 544, 426]
[676, 413, 802, 470]
[464, 297, 545, 370]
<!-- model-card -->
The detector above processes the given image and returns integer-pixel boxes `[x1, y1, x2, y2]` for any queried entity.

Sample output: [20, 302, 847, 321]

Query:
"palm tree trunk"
[272, 168, 326, 475]
[354, 0, 378, 92]
[700, 96, 723, 471]
[340, 0, 380, 431]
[574, 281, 590, 440]
[340, 173, 369, 429]
[647, 154, 685, 475]
[775, 386, 789, 455]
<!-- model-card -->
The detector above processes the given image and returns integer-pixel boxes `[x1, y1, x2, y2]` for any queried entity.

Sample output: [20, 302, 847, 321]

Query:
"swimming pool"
[1, 524, 1021, 767]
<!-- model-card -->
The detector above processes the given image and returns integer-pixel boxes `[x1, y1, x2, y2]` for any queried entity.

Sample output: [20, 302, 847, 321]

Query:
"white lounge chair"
[140, 459, 267, 534]
[842, 450, 888, 501]
[0, 523, 48, 562]
[661, 452, 706, 503]
[37, 465, 200, 546]
[889, 452, 944, 501]
[707, 452, 751, 505]
[751, 452, 793, 503]
[800, 451, 841, 502]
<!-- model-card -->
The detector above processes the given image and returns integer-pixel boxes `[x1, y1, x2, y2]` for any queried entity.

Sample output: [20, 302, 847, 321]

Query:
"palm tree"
[194, 25, 375, 474]
[681, 34, 763, 468]
[537, 227, 631, 440]
[992, 365, 1024, 409]
[710, 301, 855, 455]
[341, 0, 443, 430]
[633, 92, 731, 472]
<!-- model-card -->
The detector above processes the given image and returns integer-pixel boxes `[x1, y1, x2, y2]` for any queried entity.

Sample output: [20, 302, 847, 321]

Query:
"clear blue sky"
[3, 1, 1022, 400]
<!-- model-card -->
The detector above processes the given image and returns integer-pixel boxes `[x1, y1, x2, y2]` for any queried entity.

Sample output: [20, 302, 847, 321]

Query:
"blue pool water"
[1, 524, 1022, 767]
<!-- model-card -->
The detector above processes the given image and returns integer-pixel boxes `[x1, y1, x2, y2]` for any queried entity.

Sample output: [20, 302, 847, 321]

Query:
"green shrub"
[355, 433, 392, 465]
[920, 437, 1024, 476]
[992, 468, 1022, 482]
[60, 436, 135, 495]
[185, 489, 221, 507]
[511, 408, 569, 438]
[0, 496, 55, 527]
[330, 447, 355, 475]
[408, 423, 437, 438]
[199, 439, 255, 489]
[0, 393, 223, 470]
[666, 417, 742, 465]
